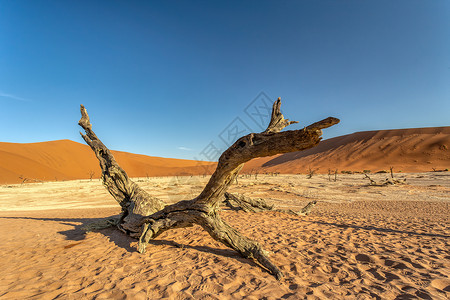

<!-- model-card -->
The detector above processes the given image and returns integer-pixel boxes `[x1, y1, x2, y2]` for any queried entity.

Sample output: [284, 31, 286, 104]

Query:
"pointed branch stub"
[264, 98, 299, 133]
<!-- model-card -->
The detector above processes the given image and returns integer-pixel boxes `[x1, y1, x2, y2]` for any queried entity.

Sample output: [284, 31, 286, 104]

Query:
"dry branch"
[78, 98, 339, 279]
[364, 173, 407, 186]
[223, 192, 317, 216]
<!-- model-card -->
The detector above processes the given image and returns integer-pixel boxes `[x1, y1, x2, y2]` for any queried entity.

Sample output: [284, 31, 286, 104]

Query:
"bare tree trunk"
[78, 98, 339, 279]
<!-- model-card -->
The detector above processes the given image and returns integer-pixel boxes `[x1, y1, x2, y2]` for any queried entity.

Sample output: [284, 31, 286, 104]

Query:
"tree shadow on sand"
[0, 215, 259, 268]
[307, 220, 449, 239]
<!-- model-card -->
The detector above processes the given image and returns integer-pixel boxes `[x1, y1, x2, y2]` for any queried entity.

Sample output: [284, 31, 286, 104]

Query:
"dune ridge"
[243, 126, 450, 174]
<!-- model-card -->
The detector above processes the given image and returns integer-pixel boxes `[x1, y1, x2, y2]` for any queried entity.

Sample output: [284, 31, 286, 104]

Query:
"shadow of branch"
[0, 216, 262, 269]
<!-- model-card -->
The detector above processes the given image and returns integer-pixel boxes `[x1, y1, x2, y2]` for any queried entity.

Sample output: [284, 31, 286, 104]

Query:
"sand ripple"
[0, 198, 448, 299]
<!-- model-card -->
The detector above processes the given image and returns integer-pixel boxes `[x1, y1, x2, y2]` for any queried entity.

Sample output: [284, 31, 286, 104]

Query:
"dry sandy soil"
[0, 173, 449, 299]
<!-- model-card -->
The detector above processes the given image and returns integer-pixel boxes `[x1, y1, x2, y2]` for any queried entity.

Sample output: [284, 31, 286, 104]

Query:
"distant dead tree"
[78, 98, 339, 279]
[431, 167, 448, 172]
[327, 168, 338, 182]
[19, 175, 43, 185]
[364, 167, 407, 186]
[306, 166, 315, 179]
[18, 175, 29, 185]
[88, 170, 95, 181]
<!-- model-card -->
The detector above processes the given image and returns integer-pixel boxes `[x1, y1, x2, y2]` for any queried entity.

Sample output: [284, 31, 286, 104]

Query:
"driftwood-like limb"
[364, 173, 407, 186]
[224, 192, 317, 216]
[82, 217, 120, 232]
[223, 192, 274, 212]
[79, 105, 166, 235]
[364, 173, 378, 185]
[298, 200, 318, 215]
[79, 98, 339, 279]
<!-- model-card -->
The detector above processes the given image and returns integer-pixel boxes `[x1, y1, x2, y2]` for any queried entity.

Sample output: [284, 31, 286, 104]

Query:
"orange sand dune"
[1, 126, 449, 184]
[243, 126, 450, 174]
[0, 140, 215, 184]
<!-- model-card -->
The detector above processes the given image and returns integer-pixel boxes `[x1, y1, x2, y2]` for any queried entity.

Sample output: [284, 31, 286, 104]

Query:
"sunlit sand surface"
[0, 173, 449, 299]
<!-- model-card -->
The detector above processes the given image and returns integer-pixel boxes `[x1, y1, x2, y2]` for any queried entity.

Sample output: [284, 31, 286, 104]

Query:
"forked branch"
[265, 98, 299, 133]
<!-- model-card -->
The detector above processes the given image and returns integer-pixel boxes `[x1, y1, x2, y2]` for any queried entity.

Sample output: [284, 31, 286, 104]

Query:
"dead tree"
[18, 175, 43, 185]
[18, 175, 29, 185]
[88, 170, 95, 181]
[306, 166, 315, 179]
[78, 98, 339, 280]
[364, 172, 406, 186]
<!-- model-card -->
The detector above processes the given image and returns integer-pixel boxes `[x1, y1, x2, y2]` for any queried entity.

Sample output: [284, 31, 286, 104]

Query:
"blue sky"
[1, 1, 449, 160]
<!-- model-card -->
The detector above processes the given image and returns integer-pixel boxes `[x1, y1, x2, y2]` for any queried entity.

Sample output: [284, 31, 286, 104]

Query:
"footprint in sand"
[381, 271, 400, 283]
[401, 256, 425, 269]
[354, 253, 373, 264]
[410, 277, 431, 288]
[367, 268, 385, 281]
[414, 289, 433, 299]
[384, 259, 408, 270]
[430, 278, 450, 292]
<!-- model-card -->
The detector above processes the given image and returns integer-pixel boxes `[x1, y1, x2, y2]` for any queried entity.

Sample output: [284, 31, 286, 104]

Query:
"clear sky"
[1, 1, 449, 160]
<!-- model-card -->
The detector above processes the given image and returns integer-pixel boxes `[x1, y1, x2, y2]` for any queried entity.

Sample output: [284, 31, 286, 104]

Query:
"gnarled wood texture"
[79, 98, 339, 279]
[223, 192, 317, 216]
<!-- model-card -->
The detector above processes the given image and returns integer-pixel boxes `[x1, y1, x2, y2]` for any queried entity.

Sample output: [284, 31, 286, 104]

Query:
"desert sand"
[0, 173, 449, 299]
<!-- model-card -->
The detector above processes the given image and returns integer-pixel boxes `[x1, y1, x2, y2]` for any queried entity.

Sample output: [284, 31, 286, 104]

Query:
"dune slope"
[0, 140, 215, 184]
[1, 127, 449, 184]
[243, 126, 450, 174]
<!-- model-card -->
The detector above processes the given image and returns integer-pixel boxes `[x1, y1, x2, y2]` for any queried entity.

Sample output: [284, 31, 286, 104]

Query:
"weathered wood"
[78, 98, 339, 279]
[79, 105, 167, 236]
[223, 192, 274, 212]
[265, 97, 298, 133]
[364, 173, 407, 186]
[224, 192, 317, 216]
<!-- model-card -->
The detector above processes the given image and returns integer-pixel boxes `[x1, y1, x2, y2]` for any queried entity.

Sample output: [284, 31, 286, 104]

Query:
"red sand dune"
[0, 140, 215, 184]
[243, 126, 450, 174]
[1, 127, 449, 184]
